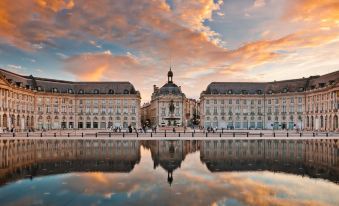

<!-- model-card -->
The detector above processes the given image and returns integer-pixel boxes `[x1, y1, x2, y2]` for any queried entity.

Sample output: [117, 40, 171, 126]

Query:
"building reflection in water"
[0, 139, 338, 185]
[200, 139, 339, 182]
[0, 140, 140, 185]
[142, 140, 199, 185]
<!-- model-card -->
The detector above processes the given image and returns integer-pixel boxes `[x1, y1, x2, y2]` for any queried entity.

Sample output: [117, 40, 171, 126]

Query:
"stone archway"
[306, 116, 309, 128]
[333, 115, 338, 130]
[31, 116, 34, 129]
[3, 114, 7, 129]
[16, 115, 20, 128]
[329, 115, 332, 131]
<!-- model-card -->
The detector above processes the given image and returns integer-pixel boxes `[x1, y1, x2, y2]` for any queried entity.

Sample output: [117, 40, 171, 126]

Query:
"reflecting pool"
[0, 139, 339, 206]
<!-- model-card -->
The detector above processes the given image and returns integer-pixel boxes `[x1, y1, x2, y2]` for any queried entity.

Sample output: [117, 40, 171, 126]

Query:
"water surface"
[0, 139, 338, 206]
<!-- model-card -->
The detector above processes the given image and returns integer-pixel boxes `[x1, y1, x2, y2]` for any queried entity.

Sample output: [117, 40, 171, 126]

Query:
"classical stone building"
[0, 68, 141, 131]
[141, 68, 188, 127]
[200, 70, 339, 131]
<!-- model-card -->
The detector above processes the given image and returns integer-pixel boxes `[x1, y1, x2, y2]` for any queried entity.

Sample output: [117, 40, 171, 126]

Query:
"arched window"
[124, 89, 129, 94]
[78, 89, 84, 94]
[94, 89, 99, 94]
[68, 89, 73, 94]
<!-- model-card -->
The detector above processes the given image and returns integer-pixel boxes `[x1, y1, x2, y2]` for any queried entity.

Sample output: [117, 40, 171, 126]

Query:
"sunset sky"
[0, 0, 338, 102]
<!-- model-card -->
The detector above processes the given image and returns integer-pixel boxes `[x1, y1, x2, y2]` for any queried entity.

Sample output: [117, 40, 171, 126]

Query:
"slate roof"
[0, 68, 139, 95]
[202, 70, 339, 95]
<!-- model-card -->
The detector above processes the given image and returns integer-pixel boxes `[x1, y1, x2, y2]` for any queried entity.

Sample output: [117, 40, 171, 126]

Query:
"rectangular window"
[298, 97, 302, 104]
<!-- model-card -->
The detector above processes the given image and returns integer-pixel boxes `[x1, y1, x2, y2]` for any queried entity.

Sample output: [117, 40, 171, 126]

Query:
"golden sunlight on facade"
[1, 67, 339, 132]
[200, 71, 339, 131]
[0, 68, 141, 131]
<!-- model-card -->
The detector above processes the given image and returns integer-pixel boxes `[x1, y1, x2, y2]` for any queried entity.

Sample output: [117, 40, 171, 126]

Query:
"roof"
[202, 70, 339, 95]
[0, 68, 139, 95]
[152, 82, 185, 99]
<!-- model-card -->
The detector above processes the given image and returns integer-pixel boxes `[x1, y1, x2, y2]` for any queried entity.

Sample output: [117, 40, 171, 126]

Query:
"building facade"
[200, 71, 339, 131]
[141, 68, 188, 127]
[0, 68, 141, 131]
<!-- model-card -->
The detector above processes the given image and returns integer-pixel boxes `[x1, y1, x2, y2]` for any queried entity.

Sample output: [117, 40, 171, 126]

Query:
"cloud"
[63, 51, 158, 101]
[1, 0, 339, 100]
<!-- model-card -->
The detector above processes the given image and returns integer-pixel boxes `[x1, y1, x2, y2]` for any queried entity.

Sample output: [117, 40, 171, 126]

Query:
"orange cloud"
[1, 0, 339, 100]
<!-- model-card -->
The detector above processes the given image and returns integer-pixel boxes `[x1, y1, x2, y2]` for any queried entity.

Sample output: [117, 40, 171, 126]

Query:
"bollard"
[13, 133, 15, 137]
[137, 132, 139, 138]
[246, 132, 249, 137]
[82, 133, 83, 137]
[54, 133, 56, 137]
[26, 133, 29, 137]
[95, 133, 97, 138]
[313, 132, 315, 137]
[151, 132, 153, 137]
[123, 132, 125, 137]
[109, 132, 111, 137]
[326, 133, 328, 137]
[273, 132, 275, 137]
[40, 133, 43, 137]
[68, 133, 70, 137]
[260, 132, 262, 137]
[205, 132, 208, 137]
[222, 128, 224, 133]
[287, 132, 289, 137]
[300, 132, 302, 137]
[233, 132, 235, 137]
[219, 133, 221, 138]
[165, 131, 166, 137]
[192, 132, 194, 137]
[179, 132, 180, 137]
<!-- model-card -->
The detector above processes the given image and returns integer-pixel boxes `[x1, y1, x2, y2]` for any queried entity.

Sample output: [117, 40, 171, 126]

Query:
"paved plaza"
[1, 129, 338, 140]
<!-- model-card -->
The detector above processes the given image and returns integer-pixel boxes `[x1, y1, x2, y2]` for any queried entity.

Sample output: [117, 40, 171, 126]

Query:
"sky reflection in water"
[0, 139, 338, 206]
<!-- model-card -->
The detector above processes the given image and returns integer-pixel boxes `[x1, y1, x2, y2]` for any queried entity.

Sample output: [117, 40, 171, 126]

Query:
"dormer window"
[52, 88, 58, 93]
[94, 89, 99, 94]
[108, 89, 114, 94]
[282, 88, 288, 93]
[79, 89, 84, 94]
[16, 82, 23, 87]
[241, 90, 248, 94]
[329, 80, 335, 85]
[319, 83, 325, 88]
[298, 87, 304, 92]
[227, 90, 233, 94]
[257, 90, 262, 95]
[212, 89, 218, 94]
[268, 90, 273, 94]
[37, 86, 43, 91]
[68, 89, 73, 94]
[124, 89, 129, 94]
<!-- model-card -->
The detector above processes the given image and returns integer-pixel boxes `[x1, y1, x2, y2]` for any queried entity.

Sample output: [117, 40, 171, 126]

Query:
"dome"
[159, 82, 182, 95]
